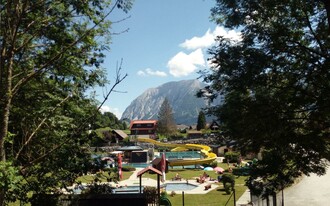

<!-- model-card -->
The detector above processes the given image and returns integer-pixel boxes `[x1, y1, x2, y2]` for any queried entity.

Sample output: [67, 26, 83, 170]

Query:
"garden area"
[72, 161, 249, 206]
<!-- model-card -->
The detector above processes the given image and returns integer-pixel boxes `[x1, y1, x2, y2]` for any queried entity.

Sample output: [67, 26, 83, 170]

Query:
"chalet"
[209, 120, 220, 130]
[111, 130, 128, 143]
[186, 130, 202, 139]
[130, 120, 158, 138]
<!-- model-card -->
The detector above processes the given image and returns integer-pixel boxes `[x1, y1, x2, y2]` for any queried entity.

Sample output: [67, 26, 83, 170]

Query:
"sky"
[96, 0, 241, 119]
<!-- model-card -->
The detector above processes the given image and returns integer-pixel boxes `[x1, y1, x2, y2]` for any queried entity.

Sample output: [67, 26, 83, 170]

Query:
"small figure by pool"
[172, 173, 182, 181]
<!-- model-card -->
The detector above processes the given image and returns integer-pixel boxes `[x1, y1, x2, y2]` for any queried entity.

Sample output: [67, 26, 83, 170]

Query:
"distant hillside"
[121, 79, 221, 125]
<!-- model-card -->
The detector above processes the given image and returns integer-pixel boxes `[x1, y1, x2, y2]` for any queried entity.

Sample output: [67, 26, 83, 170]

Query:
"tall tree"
[200, 0, 330, 196]
[157, 98, 176, 137]
[94, 111, 126, 130]
[0, 0, 132, 204]
[196, 111, 206, 131]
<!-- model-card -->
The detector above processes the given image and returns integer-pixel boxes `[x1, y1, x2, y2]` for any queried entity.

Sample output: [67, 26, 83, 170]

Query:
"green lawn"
[141, 162, 249, 206]
[167, 184, 247, 206]
[76, 170, 134, 183]
[9, 162, 249, 206]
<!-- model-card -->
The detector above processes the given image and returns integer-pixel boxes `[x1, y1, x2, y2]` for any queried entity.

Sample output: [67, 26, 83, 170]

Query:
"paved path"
[283, 168, 330, 206]
[237, 167, 330, 206]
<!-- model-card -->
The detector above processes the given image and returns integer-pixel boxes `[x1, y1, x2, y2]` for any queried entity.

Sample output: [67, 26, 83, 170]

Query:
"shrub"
[144, 186, 157, 204]
[224, 151, 240, 163]
[209, 160, 218, 168]
[122, 165, 135, 171]
[82, 183, 114, 195]
[222, 174, 235, 195]
[224, 182, 232, 194]
[160, 190, 168, 197]
[232, 167, 250, 176]
[221, 174, 235, 188]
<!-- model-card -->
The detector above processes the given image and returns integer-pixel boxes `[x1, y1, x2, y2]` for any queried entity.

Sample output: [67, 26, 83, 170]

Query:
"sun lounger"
[204, 184, 211, 190]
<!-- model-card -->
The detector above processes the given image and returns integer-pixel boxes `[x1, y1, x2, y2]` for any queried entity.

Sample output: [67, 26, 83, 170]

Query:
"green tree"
[94, 111, 126, 130]
[200, 0, 330, 196]
[0, 0, 132, 204]
[157, 98, 176, 137]
[196, 111, 206, 131]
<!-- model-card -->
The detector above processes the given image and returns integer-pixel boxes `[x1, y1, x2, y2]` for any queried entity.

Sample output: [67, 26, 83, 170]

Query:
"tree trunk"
[0, 49, 14, 206]
[323, 0, 330, 34]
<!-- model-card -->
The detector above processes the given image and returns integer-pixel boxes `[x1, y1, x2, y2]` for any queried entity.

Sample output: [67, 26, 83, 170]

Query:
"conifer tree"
[196, 111, 206, 131]
[157, 98, 176, 137]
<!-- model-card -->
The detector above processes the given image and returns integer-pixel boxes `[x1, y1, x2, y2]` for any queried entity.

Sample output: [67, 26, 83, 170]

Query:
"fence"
[250, 190, 284, 206]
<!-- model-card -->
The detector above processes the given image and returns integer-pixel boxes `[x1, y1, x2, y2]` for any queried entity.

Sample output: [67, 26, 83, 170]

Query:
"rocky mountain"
[121, 79, 221, 125]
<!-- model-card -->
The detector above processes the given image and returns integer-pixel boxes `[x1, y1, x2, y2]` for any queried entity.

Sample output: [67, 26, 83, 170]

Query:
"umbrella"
[101, 157, 114, 162]
[213, 166, 225, 173]
[203, 167, 213, 171]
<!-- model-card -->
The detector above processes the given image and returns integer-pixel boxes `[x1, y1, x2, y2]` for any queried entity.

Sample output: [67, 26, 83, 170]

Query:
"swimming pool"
[122, 163, 150, 168]
[72, 185, 144, 194]
[162, 151, 202, 159]
[112, 186, 143, 194]
[163, 183, 197, 191]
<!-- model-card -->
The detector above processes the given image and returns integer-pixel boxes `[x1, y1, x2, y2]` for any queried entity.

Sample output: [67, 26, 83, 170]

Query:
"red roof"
[136, 166, 162, 177]
[130, 120, 157, 130]
[131, 120, 157, 124]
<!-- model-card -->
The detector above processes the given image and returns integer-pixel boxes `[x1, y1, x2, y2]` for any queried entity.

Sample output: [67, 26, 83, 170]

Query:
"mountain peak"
[121, 79, 214, 125]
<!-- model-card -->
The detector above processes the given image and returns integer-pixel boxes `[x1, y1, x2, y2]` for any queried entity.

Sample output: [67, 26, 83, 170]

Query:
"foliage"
[30, 194, 62, 206]
[143, 186, 158, 204]
[157, 98, 177, 136]
[93, 112, 127, 130]
[221, 174, 235, 187]
[0, 0, 132, 205]
[209, 160, 218, 168]
[232, 167, 251, 176]
[121, 165, 136, 172]
[224, 152, 241, 163]
[160, 190, 168, 197]
[0, 162, 23, 202]
[196, 111, 206, 131]
[82, 183, 114, 195]
[224, 182, 232, 194]
[221, 173, 235, 194]
[200, 0, 330, 196]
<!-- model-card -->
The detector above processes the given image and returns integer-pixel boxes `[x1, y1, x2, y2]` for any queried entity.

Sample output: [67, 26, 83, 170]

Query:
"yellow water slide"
[137, 138, 217, 166]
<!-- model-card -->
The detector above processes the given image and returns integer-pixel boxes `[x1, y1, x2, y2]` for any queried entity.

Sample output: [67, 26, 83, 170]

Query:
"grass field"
[9, 162, 249, 206]
[139, 162, 249, 206]
[74, 162, 250, 206]
[167, 185, 247, 206]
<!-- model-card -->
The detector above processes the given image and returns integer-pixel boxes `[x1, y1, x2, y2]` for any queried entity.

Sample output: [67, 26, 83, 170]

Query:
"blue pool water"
[164, 183, 197, 191]
[161, 151, 202, 159]
[122, 163, 150, 168]
[72, 185, 143, 194]
[113, 186, 143, 194]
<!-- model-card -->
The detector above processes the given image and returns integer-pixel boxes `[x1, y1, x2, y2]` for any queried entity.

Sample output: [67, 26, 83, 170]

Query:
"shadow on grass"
[216, 188, 231, 196]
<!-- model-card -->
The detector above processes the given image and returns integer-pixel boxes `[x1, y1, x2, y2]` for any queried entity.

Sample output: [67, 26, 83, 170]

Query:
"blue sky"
[96, 0, 241, 118]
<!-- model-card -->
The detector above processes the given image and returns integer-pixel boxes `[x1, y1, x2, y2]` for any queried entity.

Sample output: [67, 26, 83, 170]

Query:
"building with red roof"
[129, 120, 157, 138]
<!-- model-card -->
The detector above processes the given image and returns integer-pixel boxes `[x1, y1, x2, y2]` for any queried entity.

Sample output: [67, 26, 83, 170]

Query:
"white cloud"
[167, 48, 205, 77]
[180, 29, 214, 50]
[137, 68, 167, 77]
[100, 105, 122, 119]
[213, 26, 242, 42]
[180, 26, 242, 50]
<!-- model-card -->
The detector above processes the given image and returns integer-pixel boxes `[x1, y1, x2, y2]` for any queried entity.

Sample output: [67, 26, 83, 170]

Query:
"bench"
[204, 184, 211, 190]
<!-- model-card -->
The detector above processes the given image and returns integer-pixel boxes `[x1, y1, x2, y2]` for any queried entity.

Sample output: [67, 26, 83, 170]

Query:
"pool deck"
[118, 168, 220, 194]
